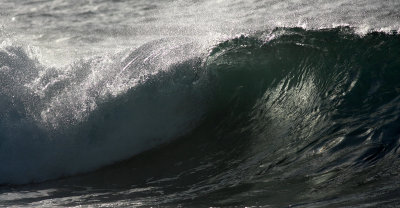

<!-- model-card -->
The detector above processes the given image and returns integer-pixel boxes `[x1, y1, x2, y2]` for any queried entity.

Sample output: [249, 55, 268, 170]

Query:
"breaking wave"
[1, 28, 400, 208]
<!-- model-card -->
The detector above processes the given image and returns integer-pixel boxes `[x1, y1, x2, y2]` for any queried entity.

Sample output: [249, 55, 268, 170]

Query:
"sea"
[1, 0, 400, 207]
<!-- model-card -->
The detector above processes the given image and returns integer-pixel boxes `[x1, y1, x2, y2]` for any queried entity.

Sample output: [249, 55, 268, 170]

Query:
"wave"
[1, 27, 400, 196]
[0, 37, 211, 184]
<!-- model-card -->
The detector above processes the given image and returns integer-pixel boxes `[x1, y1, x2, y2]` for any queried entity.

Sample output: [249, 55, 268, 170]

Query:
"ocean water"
[1, 0, 400, 207]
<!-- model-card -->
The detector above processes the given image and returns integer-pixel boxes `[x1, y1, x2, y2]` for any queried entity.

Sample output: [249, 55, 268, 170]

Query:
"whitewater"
[1, 0, 400, 207]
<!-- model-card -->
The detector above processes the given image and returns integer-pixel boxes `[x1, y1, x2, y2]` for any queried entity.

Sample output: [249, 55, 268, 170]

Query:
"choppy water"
[1, 0, 400, 207]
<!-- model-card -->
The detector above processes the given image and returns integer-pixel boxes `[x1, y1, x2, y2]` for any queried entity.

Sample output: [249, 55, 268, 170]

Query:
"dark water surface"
[1, 0, 400, 207]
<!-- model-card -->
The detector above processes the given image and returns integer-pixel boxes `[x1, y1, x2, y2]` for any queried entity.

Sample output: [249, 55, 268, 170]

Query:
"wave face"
[1, 27, 400, 207]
